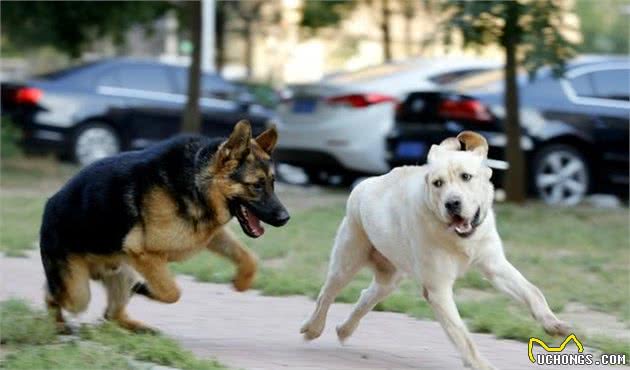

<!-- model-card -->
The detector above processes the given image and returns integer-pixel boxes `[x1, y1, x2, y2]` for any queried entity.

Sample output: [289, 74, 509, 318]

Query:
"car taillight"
[326, 93, 397, 108]
[15, 87, 43, 105]
[437, 98, 492, 122]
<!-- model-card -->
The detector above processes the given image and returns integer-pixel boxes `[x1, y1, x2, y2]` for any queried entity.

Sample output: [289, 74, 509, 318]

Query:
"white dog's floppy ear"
[457, 131, 488, 158]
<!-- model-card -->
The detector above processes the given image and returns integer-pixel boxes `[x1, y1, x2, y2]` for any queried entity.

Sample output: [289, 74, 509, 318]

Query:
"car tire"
[72, 123, 121, 167]
[304, 168, 332, 186]
[533, 144, 590, 206]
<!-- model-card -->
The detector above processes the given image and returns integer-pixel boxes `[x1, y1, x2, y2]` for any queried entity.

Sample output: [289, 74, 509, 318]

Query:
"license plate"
[292, 98, 317, 114]
[396, 141, 426, 159]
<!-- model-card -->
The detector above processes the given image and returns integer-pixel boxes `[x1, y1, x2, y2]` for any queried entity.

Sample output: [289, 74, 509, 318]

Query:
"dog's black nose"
[275, 210, 290, 226]
[445, 198, 461, 215]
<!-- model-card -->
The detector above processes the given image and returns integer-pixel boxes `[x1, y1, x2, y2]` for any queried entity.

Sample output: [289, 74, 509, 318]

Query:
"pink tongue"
[246, 211, 265, 236]
[450, 216, 472, 234]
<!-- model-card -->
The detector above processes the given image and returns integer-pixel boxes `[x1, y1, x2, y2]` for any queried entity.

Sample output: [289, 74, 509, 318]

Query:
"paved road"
[1, 252, 618, 370]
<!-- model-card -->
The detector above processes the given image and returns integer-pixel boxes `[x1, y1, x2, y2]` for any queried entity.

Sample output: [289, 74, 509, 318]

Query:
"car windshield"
[449, 66, 557, 93]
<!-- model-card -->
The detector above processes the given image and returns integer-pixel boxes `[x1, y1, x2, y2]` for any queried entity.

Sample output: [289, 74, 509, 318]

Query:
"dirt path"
[1, 252, 619, 370]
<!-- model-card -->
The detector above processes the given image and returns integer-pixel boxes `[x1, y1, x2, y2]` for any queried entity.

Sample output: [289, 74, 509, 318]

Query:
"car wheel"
[73, 123, 121, 166]
[305, 169, 331, 186]
[533, 144, 590, 206]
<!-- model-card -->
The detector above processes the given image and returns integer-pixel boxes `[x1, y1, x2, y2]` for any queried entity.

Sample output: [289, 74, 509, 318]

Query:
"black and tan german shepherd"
[40, 121, 289, 332]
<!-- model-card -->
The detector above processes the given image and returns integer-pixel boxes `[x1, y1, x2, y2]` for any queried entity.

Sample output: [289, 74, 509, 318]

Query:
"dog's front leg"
[476, 250, 570, 337]
[424, 284, 496, 370]
[207, 228, 257, 291]
[127, 252, 181, 304]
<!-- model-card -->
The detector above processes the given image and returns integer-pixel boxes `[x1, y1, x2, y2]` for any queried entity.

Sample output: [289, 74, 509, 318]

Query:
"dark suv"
[1, 58, 276, 165]
[387, 56, 629, 205]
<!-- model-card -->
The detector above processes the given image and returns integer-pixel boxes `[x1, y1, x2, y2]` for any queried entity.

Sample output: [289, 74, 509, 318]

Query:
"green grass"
[80, 324, 226, 370]
[1, 118, 21, 159]
[0, 299, 227, 370]
[0, 196, 47, 257]
[0, 299, 57, 345]
[0, 156, 76, 256]
[2, 344, 135, 370]
[0, 299, 132, 369]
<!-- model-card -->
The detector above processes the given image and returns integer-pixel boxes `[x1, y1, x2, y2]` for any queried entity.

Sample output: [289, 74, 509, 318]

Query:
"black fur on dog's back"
[40, 134, 222, 299]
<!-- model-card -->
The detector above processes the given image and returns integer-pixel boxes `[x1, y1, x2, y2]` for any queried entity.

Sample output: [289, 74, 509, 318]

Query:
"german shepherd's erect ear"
[255, 125, 278, 155]
[218, 120, 252, 163]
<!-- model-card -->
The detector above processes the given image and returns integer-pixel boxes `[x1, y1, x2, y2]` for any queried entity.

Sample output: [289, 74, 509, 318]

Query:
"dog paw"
[232, 271, 255, 292]
[118, 319, 159, 335]
[55, 322, 73, 335]
[300, 320, 324, 341]
[335, 323, 354, 344]
[543, 319, 571, 337]
[232, 260, 257, 292]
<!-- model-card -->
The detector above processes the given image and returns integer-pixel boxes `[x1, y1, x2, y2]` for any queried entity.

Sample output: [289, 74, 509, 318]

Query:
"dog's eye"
[461, 173, 472, 182]
[432, 179, 443, 188]
[252, 182, 264, 191]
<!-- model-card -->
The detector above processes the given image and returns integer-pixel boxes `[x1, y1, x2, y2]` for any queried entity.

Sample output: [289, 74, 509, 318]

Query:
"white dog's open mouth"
[448, 208, 481, 238]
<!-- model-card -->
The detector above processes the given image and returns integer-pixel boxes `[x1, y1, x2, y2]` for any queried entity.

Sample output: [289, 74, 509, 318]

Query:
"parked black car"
[1, 58, 276, 165]
[387, 56, 629, 205]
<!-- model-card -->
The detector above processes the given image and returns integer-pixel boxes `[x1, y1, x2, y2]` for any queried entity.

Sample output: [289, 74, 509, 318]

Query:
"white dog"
[301, 131, 570, 370]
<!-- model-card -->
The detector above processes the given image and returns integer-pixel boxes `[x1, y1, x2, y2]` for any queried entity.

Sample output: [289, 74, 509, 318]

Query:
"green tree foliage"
[1, 1, 173, 57]
[575, 0, 629, 54]
[300, 1, 355, 30]
[440, 0, 576, 202]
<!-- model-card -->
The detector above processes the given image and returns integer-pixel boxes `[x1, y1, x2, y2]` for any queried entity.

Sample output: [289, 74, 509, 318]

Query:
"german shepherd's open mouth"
[230, 201, 266, 238]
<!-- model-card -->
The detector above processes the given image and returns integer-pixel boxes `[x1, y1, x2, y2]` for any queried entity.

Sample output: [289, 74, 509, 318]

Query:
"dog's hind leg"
[42, 255, 91, 333]
[102, 264, 154, 333]
[336, 248, 401, 342]
[59, 255, 92, 314]
[301, 217, 370, 340]
[207, 228, 257, 292]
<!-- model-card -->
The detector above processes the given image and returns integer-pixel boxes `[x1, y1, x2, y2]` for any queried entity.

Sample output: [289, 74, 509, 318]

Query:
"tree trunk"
[244, 19, 254, 79]
[380, 0, 392, 62]
[404, 14, 412, 57]
[215, 0, 226, 73]
[402, 2, 415, 57]
[181, 0, 202, 133]
[503, 4, 526, 203]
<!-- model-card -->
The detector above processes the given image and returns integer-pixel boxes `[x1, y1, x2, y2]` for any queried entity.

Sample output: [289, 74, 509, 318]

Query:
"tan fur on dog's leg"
[101, 264, 156, 333]
[128, 253, 181, 304]
[60, 255, 91, 314]
[208, 228, 258, 291]
[107, 307, 156, 333]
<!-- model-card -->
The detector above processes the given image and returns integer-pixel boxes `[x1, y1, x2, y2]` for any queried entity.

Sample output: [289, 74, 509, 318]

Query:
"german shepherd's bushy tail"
[40, 200, 67, 302]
